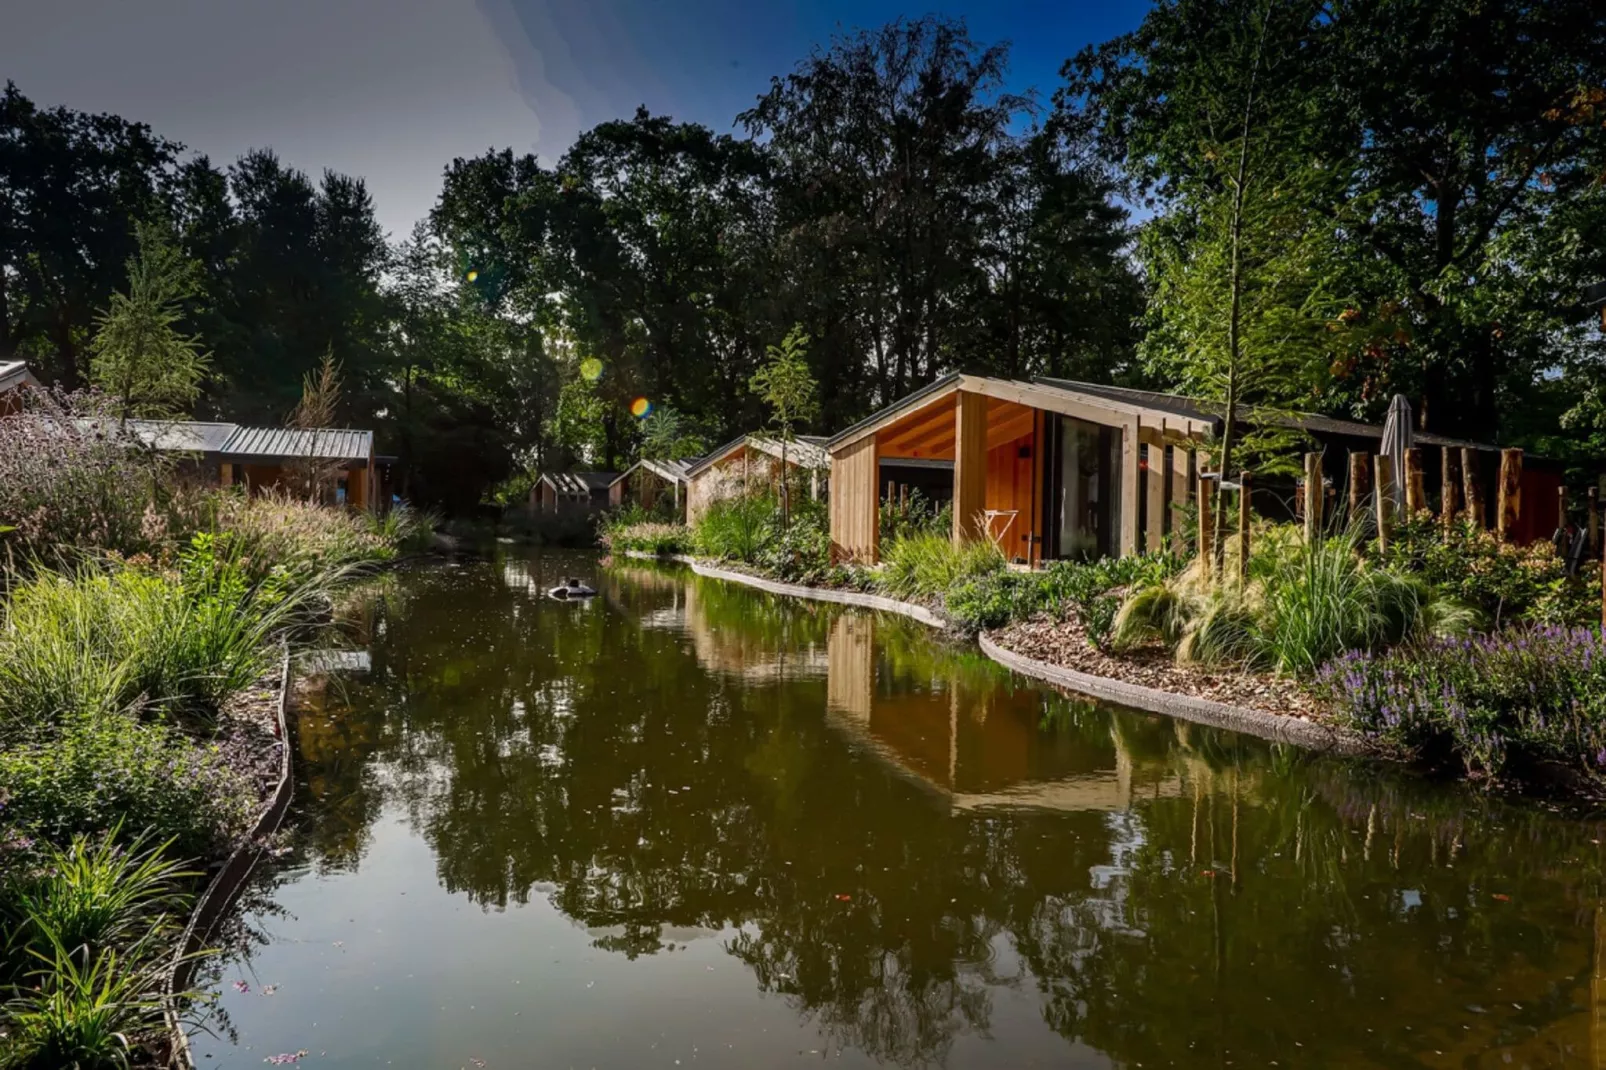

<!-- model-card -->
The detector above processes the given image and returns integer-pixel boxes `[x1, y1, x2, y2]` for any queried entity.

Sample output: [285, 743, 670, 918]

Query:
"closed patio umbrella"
[1379, 394, 1413, 514]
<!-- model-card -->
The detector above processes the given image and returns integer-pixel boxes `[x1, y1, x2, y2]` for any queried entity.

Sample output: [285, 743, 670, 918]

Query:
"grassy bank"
[0, 401, 429, 1068]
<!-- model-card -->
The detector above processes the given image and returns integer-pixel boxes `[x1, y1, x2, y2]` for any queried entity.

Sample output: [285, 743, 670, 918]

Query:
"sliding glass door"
[1042, 414, 1121, 560]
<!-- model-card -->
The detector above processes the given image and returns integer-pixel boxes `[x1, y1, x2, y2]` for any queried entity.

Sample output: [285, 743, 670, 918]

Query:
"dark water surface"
[195, 550, 1606, 1069]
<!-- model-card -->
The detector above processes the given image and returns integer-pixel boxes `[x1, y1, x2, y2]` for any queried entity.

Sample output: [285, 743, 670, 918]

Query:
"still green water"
[195, 551, 1606, 1069]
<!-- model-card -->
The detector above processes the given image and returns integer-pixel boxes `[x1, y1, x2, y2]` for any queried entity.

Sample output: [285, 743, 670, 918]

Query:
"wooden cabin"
[609, 458, 695, 519]
[530, 471, 618, 515]
[213, 426, 379, 509]
[685, 434, 830, 524]
[826, 374, 1565, 565]
[0, 360, 41, 415]
[826, 375, 1214, 565]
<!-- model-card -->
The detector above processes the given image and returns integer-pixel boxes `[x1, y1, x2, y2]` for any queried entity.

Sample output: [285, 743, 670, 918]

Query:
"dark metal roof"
[220, 426, 374, 462]
[0, 361, 39, 393]
[1034, 378, 1494, 452]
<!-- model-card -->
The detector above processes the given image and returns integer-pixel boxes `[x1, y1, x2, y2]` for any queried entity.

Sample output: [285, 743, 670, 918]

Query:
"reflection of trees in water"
[287, 555, 1606, 1070]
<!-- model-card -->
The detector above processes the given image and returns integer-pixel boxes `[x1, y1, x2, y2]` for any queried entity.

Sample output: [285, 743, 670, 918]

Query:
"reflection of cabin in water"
[825, 614, 1184, 812]
[608, 458, 695, 519]
[530, 471, 618, 515]
[685, 434, 831, 524]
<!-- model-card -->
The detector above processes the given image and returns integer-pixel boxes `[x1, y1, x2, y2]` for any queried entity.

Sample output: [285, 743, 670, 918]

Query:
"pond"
[194, 550, 1606, 1069]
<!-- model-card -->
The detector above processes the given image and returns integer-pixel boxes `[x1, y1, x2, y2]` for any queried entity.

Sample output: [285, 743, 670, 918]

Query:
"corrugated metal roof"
[220, 426, 373, 462]
[540, 471, 619, 496]
[0, 361, 39, 392]
[127, 420, 240, 454]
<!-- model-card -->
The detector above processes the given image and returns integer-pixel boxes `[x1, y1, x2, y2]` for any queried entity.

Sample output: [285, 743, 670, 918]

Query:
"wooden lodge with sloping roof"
[684, 433, 831, 524]
[825, 374, 1564, 565]
[530, 470, 619, 515]
[609, 458, 695, 518]
[0, 360, 41, 415]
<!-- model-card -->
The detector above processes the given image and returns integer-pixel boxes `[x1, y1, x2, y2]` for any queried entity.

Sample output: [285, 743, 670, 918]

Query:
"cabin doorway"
[1042, 414, 1121, 560]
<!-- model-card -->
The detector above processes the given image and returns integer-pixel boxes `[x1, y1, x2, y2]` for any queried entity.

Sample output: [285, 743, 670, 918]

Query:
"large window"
[1043, 415, 1121, 560]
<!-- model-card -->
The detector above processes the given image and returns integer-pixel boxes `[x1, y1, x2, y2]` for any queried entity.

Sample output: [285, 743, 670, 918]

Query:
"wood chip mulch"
[214, 668, 287, 805]
[990, 615, 1336, 724]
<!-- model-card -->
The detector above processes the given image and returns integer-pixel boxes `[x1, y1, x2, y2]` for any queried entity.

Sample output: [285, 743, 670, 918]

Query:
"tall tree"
[750, 324, 820, 527]
[88, 220, 211, 421]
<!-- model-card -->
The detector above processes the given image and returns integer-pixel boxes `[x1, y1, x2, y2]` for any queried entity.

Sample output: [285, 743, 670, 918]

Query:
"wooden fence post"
[1404, 448, 1426, 515]
[1497, 448, 1523, 544]
[1197, 470, 1214, 580]
[1348, 452, 1371, 524]
[1461, 447, 1484, 529]
[1440, 447, 1460, 534]
[1303, 453, 1323, 542]
[1590, 486, 1599, 557]
[1238, 471, 1253, 583]
[1375, 454, 1395, 554]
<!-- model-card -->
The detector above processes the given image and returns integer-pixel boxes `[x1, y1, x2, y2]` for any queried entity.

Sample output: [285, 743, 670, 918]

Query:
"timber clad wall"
[953, 391, 988, 544]
[830, 436, 879, 562]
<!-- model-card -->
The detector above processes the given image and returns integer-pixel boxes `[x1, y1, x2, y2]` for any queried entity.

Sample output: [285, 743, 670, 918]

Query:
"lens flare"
[630, 396, 652, 418]
[465, 269, 479, 283]
[579, 358, 604, 382]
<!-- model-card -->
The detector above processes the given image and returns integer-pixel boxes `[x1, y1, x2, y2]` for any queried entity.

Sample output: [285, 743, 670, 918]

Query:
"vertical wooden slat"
[1497, 448, 1523, 543]
[1144, 442, 1166, 555]
[1170, 446, 1193, 555]
[1404, 448, 1426, 515]
[829, 434, 879, 563]
[1303, 453, 1323, 542]
[1375, 454, 1395, 554]
[1237, 470, 1253, 583]
[1197, 468, 1214, 579]
[1440, 447, 1460, 534]
[1348, 451, 1370, 523]
[1119, 421, 1140, 557]
[1461, 447, 1484, 529]
[953, 391, 987, 544]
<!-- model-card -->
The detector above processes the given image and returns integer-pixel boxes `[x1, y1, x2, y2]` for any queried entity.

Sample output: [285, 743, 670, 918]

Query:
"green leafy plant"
[878, 533, 1005, 602]
[693, 494, 778, 563]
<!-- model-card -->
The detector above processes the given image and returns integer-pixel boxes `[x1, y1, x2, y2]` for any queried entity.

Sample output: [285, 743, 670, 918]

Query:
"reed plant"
[878, 530, 1005, 601]
[693, 494, 777, 563]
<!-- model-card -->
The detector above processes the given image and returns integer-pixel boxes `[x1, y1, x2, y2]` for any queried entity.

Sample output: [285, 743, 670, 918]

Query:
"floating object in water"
[548, 577, 597, 600]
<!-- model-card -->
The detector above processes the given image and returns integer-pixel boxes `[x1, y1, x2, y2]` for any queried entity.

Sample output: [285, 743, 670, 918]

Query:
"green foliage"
[638, 407, 707, 463]
[1114, 523, 1475, 673]
[1378, 513, 1598, 628]
[943, 551, 1185, 638]
[879, 490, 952, 546]
[602, 521, 693, 557]
[88, 221, 210, 421]
[750, 325, 820, 439]
[693, 494, 779, 564]
[0, 715, 253, 869]
[1321, 627, 1606, 782]
[878, 534, 1005, 602]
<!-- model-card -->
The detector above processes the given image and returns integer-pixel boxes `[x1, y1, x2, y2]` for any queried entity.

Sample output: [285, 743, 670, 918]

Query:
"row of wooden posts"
[1195, 445, 1606, 629]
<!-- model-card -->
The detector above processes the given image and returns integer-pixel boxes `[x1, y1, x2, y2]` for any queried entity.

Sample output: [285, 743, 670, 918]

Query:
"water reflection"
[208, 552, 1606, 1069]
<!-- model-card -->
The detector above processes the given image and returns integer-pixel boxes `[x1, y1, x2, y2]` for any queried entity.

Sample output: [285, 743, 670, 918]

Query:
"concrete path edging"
[978, 633, 1370, 755]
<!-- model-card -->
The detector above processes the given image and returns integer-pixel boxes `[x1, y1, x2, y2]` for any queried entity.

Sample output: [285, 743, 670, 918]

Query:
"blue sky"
[6, 0, 1151, 238]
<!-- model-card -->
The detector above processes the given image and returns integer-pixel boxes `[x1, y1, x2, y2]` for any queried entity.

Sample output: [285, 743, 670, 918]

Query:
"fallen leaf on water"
[834, 894, 852, 902]
[1201, 870, 1216, 878]
[1492, 893, 1511, 902]
[233, 981, 250, 994]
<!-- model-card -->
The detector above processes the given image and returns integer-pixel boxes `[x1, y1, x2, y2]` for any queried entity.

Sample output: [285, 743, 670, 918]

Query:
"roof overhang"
[686, 433, 830, 478]
[611, 458, 692, 487]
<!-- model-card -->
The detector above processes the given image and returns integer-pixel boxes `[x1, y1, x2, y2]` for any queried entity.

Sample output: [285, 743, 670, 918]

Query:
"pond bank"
[624, 551, 1359, 755]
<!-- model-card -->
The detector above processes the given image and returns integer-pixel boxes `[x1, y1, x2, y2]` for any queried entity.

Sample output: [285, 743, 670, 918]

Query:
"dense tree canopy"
[3, 1, 1603, 510]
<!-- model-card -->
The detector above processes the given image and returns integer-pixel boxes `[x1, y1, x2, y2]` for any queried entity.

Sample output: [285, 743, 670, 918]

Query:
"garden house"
[685, 433, 831, 525]
[530, 471, 619, 515]
[609, 457, 696, 518]
[825, 375, 1562, 565]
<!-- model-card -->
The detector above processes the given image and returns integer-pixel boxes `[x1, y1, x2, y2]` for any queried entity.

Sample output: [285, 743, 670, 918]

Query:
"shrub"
[602, 520, 693, 557]
[878, 532, 1004, 601]
[1319, 626, 1606, 781]
[942, 551, 1184, 639]
[0, 715, 254, 868]
[694, 494, 778, 563]
[0, 388, 172, 563]
[199, 489, 398, 585]
[1114, 523, 1474, 673]
[945, 570, 1049, 632]
[879, 489, 951, 546]
[1379, 514, 1598, 628]
[754, 498, 866, 586]
[0, 536, 327, 738]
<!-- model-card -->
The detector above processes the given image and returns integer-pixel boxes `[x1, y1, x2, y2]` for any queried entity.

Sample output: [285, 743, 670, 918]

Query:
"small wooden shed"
[609, 458, 695, 518]
[685, 434, 831, 525]
[530, 471, 619, 515]
[0, 360, 41, 415]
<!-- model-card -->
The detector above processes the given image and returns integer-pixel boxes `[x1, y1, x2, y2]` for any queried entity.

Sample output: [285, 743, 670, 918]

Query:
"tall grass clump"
[202, 488, 399, 584]
[878, 531, 1004, 601]
[694, 494, 778, 563]
[0, 534, 332, 739]
[1114, 521, 1474, 673]
[1, 828, 205, 1070]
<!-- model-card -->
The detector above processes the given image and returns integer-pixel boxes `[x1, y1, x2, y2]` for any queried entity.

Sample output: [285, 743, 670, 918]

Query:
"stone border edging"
[978, 633, 1370, 755]
[164, 642, 297, 1069]
[687, 560, 951, 630]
